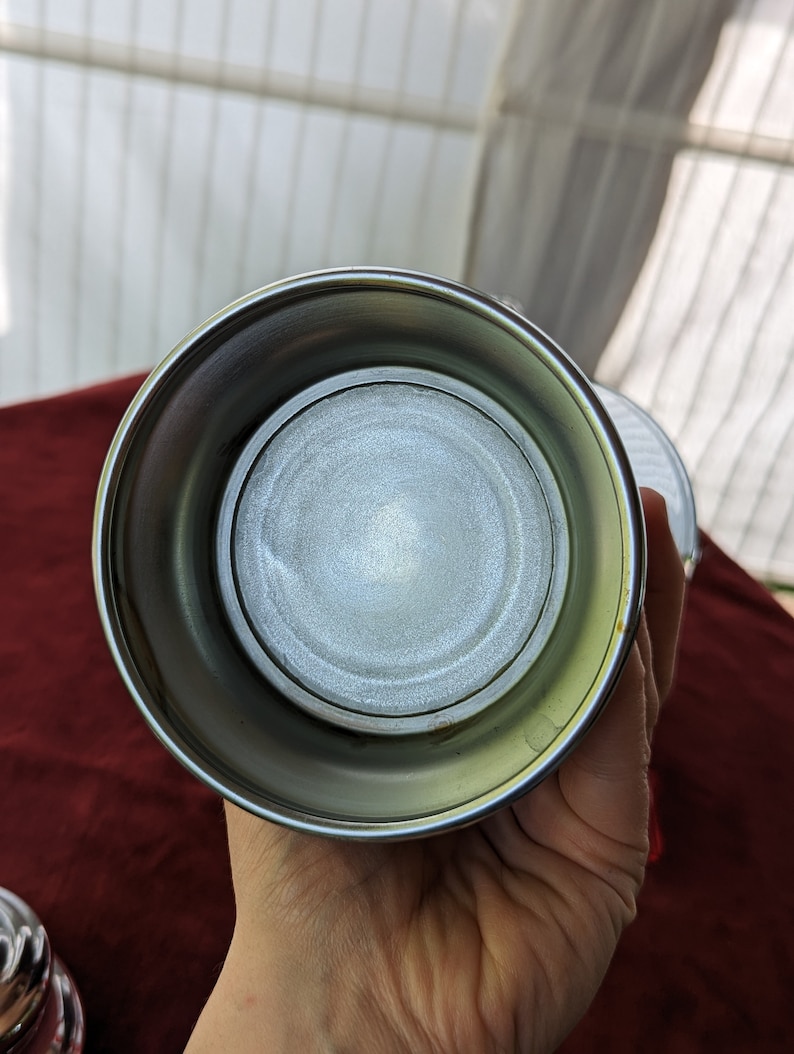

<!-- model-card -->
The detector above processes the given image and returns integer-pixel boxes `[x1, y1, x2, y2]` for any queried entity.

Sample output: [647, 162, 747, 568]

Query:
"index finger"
[640, 488, 686, 701]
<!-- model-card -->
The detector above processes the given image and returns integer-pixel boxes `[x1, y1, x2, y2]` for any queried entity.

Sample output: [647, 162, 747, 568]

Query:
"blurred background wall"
[0, 0, 791, 584]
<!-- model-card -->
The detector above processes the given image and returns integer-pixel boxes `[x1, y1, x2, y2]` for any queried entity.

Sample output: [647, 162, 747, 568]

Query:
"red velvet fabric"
[2, 376, 793, 1052]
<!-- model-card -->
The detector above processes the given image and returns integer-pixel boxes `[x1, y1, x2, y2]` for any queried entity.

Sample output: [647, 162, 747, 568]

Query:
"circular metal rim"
[93, 267, 646, 840]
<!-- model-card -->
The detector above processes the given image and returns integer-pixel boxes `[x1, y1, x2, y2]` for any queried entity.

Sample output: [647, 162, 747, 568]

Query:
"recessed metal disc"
[217, 368, 568, 733]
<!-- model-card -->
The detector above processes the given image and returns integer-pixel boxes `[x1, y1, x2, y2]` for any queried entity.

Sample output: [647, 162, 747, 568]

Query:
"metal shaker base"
[95, 269, 645, 837]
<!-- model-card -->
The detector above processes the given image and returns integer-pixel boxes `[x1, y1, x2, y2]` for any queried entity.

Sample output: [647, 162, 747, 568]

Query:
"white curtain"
[0, 0, 516, 397]
[596, 0, 794, 585]
[0, 0, 792, 583]
[465, 0, 734, 374]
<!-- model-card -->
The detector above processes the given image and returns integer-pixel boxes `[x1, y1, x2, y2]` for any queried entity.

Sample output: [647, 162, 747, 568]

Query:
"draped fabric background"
[0, 0, 792, 581]
[595, 0, 794, 586]
[466, 0, 734, 375]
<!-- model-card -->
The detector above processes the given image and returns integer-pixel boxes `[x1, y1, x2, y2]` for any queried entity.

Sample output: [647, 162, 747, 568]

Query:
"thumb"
[556, 490, 684, 847]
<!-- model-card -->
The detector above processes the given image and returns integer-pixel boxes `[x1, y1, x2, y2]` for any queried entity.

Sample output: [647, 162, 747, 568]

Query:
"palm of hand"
[227, 630, 656, 1054]
[196, 492, 682, 1054]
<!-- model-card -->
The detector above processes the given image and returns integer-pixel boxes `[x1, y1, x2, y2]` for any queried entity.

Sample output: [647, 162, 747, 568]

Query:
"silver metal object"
[592, 384, 700, 575]
[0, 889, 85, 1053]
[93, 268, 645, 839]
[216, 366, 569, 735]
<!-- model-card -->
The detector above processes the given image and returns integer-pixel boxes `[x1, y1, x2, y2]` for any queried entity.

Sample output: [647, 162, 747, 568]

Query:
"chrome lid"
[0, 891, 84, 1054]
[0, 889, 50, 1052]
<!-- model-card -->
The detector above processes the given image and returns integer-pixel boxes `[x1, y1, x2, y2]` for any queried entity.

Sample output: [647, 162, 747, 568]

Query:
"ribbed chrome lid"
[0, 890, 85, 1054]
[0, 889, 50, 1053]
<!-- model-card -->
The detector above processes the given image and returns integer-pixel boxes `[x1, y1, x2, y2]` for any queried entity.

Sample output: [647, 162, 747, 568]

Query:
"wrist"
[185, 925, 426, 1054]
[184, 930, 321, 1053]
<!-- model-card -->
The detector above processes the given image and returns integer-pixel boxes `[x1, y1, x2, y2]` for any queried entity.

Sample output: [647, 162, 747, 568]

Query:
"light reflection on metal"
[0, 889, 85, 1053]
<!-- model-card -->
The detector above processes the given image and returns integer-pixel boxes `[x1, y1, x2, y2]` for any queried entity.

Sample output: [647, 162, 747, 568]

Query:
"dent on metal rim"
[93, 267, 646, 839]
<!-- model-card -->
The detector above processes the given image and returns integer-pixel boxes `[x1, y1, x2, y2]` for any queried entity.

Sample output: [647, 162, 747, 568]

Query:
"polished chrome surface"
[593, 384, 700, 574]
[0, 890, 84, 1054]
[46, 959, 86, 1054]
[0, 889, 49, 1052]
[94, 268, 645, 838]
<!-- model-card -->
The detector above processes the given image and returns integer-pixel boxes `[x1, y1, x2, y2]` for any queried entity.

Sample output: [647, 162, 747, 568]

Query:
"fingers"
[555, 640, 651, 847]
[639, 488, 686, 703]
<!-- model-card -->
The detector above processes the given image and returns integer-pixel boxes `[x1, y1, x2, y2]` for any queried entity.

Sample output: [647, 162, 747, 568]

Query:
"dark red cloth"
[1, 377, 233, 1053]
[562, 525, 794, 1051]
[2, 376, 793, 1052]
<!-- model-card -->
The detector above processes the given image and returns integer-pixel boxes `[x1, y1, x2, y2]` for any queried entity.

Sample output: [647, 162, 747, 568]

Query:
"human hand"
[185, 490, 685, 1054]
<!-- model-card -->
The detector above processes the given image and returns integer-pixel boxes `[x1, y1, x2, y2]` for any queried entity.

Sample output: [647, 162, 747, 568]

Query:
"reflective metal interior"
[94, 269, 645, 838]
[0, 889, 49, 1052]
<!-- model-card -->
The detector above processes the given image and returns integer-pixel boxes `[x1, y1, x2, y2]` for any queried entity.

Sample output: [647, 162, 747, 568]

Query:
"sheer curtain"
[0, 0, 792, 582]
[0, 0, 515, 397]
[595, 0, 794, 585]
